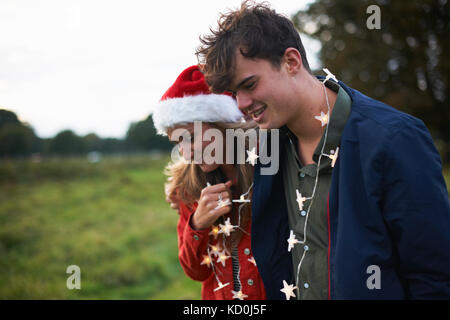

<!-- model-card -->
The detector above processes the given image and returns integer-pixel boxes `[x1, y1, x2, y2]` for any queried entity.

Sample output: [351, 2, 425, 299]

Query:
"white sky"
[0, 0, 319, 138]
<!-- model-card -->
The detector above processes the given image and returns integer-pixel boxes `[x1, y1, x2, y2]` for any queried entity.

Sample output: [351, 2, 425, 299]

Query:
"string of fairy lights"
[201, 181, 255, 300]
[194, 68, 339, 300]
[281, 68, 340, 300]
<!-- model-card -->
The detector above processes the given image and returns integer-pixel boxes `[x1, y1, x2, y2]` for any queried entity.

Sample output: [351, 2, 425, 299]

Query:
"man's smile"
[245, 105, 267, 121]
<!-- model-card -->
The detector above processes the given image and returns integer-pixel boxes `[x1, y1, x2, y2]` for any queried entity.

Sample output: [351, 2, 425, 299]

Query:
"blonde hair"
[165, 120, 257, 249]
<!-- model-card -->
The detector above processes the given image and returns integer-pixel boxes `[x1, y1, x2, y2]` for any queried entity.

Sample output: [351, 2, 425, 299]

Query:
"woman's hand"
[190, 180, 233, 230]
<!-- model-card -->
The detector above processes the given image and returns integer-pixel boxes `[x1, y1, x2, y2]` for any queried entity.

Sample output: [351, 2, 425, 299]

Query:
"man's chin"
[256, 121, 278, 130]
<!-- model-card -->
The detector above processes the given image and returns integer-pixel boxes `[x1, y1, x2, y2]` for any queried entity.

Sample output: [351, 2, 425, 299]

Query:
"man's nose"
[236, 91, 253, 113]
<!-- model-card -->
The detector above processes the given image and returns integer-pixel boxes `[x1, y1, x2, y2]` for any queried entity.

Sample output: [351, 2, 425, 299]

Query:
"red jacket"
[177, 200, 266, 300]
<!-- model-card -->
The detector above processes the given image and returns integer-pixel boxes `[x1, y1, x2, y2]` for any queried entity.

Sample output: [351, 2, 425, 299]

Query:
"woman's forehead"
[167, 122, 214, 138]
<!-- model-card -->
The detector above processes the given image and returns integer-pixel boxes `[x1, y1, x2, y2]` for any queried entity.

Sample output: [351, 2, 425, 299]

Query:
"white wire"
[293, 81, 332, 290]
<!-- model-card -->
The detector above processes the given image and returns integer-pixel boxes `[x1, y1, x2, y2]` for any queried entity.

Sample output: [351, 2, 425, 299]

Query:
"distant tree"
[83, 133, 102, 152]
[39, 138, 53, 155]
[31, 135, 44, 154]
[293, 0, 450, 161]
[99, 137, 128, 154]
[0, 109, 38, 158]
[0, 124, 34, 158]
[125, 115, 172, 152]
[48, 130, 85, 155]
[0, 109, 21, 127]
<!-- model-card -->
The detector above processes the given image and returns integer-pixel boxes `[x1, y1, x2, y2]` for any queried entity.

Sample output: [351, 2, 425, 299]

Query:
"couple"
[152, 2, 450, 300]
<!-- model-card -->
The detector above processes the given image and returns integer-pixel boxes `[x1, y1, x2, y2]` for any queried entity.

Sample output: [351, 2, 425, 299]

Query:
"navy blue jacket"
[251, 81, 450, 299]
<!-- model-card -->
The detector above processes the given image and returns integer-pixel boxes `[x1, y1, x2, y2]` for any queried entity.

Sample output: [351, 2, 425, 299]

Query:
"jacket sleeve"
[381, 118, 450, 299]
[177, 201, 212, 282]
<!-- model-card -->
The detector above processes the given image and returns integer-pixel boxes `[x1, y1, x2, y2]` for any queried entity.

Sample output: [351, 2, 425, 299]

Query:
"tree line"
[0, 109, 172, 159]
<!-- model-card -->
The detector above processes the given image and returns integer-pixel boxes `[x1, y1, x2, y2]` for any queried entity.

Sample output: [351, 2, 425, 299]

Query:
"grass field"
[0, 154, 201, 299]
[0, 155, 449, 299]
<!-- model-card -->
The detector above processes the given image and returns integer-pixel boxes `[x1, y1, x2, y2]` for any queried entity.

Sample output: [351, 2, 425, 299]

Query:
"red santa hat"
[151, 65, 244, 135]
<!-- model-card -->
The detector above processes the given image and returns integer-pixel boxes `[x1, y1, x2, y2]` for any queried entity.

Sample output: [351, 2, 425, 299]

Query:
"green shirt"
[280, 81, 351, 300]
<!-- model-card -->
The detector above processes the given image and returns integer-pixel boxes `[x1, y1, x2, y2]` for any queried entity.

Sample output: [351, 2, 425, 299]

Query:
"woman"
[151, 65, 266, 300]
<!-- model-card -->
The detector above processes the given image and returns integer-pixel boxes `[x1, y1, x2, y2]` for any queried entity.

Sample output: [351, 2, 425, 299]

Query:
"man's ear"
[282, 48, 303, 75]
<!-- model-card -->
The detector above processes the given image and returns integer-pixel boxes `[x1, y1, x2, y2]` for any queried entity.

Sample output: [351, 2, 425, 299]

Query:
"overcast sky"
[0, 0, 319, 139]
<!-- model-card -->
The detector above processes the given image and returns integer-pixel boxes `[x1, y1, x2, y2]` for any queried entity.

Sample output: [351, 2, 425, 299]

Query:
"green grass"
[0, 154, 201, 299]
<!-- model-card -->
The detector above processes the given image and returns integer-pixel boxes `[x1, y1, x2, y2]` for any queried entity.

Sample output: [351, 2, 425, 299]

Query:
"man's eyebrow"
[231, 75, 256, 91]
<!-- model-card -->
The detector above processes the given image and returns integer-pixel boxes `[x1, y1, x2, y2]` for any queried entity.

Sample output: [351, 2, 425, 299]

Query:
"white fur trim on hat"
[151, 94, 244, 135]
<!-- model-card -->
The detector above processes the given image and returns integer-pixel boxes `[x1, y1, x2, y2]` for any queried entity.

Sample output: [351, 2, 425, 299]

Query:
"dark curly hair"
[196, 0, 311, 93]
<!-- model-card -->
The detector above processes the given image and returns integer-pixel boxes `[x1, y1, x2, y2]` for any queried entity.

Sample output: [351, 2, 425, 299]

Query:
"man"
[196, 1, 450, 299]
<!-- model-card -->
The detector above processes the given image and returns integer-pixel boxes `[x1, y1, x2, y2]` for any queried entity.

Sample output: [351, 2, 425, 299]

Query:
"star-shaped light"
[232, 194, 251, 203]
[314, 111, 329, 127]
[248, 256, 257, 267]
[231, 290, 248, 300]
[325, 147, 339, 168]
[287, 230, 300, 252]
[218, 217, 235, 237]
[296, 189, 308, 211]
[200, 254, 212, 268]
[322, 68, 338, 83]
[213, 281, 230, 292]
[215, 198, 231, 210]
[280, 280, 297, 300]
[216, 250, 231, 267]
[208, 244, 221, 257]
[209, 226, 220, 240]
[246, 147, 259, 166]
